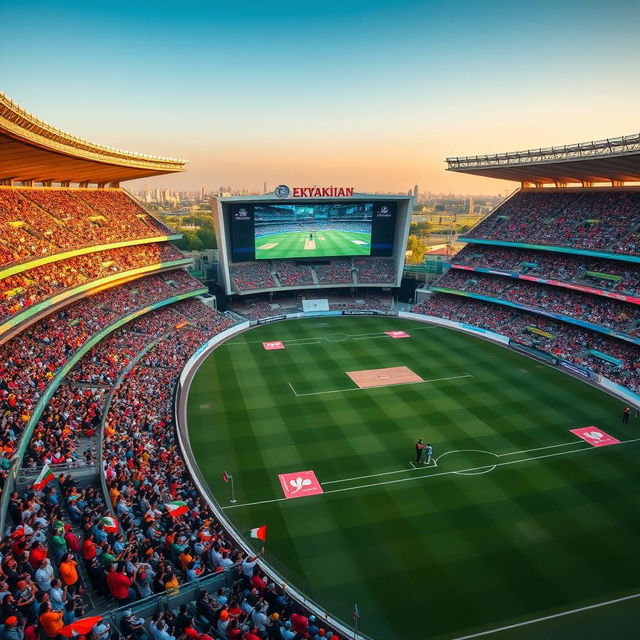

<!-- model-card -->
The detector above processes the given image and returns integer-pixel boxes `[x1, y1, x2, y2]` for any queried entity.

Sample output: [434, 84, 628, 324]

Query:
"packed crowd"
[353, 258, 395, 284]
[413, 294, 640, 394]
[0, 188, 174, 269]
[435, 270, 640, 335]
[313, 260, 353, 285]
[466, 190, 640, 255]
[451, 245, 640, 297]
[0, 270, 204, 473]
[325, 292, 392, 311]
[0, 243, 186, 324]
[230, 264, 276, 291]
[273, 262, 315, 287]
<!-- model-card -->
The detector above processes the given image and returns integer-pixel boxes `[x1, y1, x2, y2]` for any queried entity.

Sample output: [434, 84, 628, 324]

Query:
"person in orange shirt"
[59, 553, 79, 593]
[108, 484, 120, 508]
[39, 602, 64, 638]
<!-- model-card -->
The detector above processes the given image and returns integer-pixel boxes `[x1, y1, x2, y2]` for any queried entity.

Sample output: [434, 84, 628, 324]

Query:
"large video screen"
[254, 203, 372, 259]
[229, 201, 396, 262]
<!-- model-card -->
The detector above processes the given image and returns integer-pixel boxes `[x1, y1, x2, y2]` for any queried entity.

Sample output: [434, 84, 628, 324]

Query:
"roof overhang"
[446, 134, 640, 185]
[0, 92, 186, 183]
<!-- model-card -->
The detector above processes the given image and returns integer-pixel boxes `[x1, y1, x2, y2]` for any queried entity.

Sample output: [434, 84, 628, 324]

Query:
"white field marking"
[435, 449, 499, 476]
[222, 496, 288, 510]
[321, 436, 640, 497]
[497, 440, 590, 457]
[448, 590, 640, 640]
[288, 374, 473, 398]
[225, 327, 439, 347]
[219, 437, 640, 510]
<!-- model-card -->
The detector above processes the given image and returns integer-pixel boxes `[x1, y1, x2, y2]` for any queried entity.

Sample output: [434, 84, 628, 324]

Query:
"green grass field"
[254, 229, 371, 259]
[186, 317, 640, 639]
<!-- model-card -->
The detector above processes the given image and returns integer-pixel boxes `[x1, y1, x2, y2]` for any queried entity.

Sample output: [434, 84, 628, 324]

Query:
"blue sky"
[1, 0, 639, 193]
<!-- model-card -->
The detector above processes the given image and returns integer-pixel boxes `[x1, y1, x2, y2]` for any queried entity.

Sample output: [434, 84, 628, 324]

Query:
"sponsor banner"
[257, 314, 286, 325]
[570, 427, 620, 447]
[303, 310, 342, 317]
[509, 341, 557, 364]
[262, 341, 285, 351]
[278, 470, 324, 499]
[342, 310, 379, 316]
[386, 331, 410, 338]
[558, 360, 592, 378]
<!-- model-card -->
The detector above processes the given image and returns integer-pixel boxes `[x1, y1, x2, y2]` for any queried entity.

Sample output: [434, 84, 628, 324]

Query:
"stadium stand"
[0, 188, 175, 270]
[434, 270, 640, 336]
[353, 258, 395, 284]
[0, 243, 186, 325]
[314, 259, 354, 285]
[229, 263, 276, 291]
[465, 190, 640, 255]
[451, 245, 640, 298]
[272, 261, 315, 287]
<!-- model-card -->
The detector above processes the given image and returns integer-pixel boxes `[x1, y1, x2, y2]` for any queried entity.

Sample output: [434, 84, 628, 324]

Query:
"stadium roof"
[446, 134, 640, 185]
[0, 92, 186, 184]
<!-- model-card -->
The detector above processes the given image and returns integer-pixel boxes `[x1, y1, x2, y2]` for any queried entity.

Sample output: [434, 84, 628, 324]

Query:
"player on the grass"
[308, 232, 314, 242]
[415, 438, 425, 463]
[424, 443, 433, 465]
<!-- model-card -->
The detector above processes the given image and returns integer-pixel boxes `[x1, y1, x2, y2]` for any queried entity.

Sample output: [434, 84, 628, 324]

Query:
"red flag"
[223, 471, 232, 483]
[59, 615, 103, 637]
[248, 525, 267, 542]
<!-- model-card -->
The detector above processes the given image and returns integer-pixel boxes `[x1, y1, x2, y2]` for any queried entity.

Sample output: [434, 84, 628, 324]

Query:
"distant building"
[413, 184, 419, 200]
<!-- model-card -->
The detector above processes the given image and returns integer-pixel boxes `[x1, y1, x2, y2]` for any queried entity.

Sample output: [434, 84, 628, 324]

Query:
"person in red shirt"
[289, 612, 309, 634]
[82, 534, 97, 561]
[29, 541, 47, 570]
[106, 563, 134, 604]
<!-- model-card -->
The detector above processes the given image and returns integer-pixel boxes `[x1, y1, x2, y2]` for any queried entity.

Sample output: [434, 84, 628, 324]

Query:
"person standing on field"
[424, 443, 433, 465]
[415, 438, 425, 463]
[623, 407, 630, 424]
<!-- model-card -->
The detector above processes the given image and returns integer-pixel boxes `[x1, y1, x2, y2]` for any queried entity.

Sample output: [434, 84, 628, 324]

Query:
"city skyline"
[1, 1, 639, 194]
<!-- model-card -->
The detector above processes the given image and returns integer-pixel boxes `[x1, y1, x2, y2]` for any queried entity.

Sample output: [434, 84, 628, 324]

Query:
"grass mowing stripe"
[186, 317, 637, 639]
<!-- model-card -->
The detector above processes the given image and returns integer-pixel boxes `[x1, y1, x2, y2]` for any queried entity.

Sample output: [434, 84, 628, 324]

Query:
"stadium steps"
[310, 267, 320, 285]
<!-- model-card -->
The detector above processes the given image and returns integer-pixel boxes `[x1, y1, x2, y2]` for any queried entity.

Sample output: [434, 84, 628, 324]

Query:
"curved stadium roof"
[0, 92, 186, 184]
[446, 134, 640, 185]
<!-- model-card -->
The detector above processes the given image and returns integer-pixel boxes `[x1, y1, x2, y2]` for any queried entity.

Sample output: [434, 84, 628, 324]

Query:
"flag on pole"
[165, 500, 188, 518]
[59, 615, 104, 637]
[353, 603, 359, 623]
[33, 464, 55, 491]
[248, 525, 267, 542]
[101, 516, 119, 533]
[223, 471, 232, 483]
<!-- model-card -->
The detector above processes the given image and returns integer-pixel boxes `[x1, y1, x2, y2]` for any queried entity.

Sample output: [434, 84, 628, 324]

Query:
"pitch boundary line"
[288, 374, 473, 397]
[322, 437, 640, 496]
[224, 326, 440, 347]
[221, 437, 640, 509]
[448, 590, 640, 640]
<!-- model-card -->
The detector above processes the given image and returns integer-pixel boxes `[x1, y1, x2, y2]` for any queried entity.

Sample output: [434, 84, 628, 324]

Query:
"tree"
[174, 231, 204, 251]
[196, 228, 217, 249]
[405, 234, 427, 264]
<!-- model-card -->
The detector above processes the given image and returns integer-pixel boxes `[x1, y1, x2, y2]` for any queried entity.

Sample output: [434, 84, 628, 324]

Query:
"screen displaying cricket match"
[254, 203, 373, 259]
[228, 201, 397, 261]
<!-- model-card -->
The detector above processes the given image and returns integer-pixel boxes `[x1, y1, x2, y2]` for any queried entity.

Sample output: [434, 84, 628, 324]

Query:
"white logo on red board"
[262, 341, 285, 350]
[570, 426, 620, 447]
[278, 470, 323, 499]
